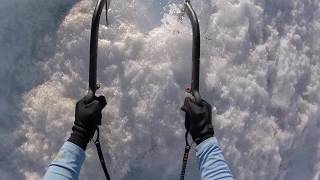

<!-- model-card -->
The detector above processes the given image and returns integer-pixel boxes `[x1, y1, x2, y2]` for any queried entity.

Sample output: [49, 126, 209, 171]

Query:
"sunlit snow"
[0, 0, 319, 180]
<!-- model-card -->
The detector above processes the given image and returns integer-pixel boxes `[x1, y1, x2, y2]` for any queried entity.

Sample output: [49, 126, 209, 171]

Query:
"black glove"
[68, 95, 107, 150]
[181, 97, 214, 145]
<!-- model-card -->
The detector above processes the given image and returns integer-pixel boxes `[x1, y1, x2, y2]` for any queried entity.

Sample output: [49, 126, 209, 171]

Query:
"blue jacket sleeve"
[43, 141, 85, 180]
[196, 137, 234, 180]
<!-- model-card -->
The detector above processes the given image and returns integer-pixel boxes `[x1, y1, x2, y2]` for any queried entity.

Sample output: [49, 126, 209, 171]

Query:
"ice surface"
[0, 0, 320, 179]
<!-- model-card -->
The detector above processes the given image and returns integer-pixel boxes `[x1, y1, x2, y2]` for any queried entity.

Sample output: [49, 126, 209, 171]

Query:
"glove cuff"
[68, 126, 92, 151]
[194, 133, 214, 145]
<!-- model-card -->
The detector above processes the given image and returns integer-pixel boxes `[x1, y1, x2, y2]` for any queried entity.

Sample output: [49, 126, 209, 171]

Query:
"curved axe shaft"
[88, 0, 109, 100]
[185, 1, 201, 104]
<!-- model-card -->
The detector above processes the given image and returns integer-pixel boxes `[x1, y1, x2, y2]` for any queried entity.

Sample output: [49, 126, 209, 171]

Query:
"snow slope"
[0, 0, 320, 179]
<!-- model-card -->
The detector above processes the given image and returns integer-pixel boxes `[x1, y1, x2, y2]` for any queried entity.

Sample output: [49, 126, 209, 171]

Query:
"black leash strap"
[95, 127, 111, 180]
[180, 131, 192, 180]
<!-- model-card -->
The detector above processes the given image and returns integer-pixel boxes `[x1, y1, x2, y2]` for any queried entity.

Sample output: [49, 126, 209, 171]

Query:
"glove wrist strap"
[194, 133, 214, 145]
[68, 131, 90, 150]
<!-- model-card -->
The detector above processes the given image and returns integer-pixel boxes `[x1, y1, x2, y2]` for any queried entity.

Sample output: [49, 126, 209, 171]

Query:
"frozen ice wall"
[1, 0, 320, 179]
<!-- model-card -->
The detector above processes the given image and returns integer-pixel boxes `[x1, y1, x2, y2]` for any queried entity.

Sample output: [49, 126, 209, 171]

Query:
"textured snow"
[0, 0, 320, 179]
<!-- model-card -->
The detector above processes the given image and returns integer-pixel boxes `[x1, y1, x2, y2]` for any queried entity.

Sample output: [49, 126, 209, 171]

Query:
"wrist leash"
[180, 130, 193, 180]
[94, 127, 111, 180]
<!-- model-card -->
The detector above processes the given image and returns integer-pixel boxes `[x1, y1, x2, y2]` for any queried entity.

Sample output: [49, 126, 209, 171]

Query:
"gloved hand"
[68, 95, 107, 150]
[181, 97, 214, 145]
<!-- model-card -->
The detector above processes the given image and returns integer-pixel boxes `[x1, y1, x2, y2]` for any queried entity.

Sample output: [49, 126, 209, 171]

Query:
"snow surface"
[0, 0, 320, 179]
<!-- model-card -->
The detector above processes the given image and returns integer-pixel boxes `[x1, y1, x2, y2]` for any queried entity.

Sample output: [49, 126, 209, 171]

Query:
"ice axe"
[180, 0, 202, 180]
[86, 0, 111, 179]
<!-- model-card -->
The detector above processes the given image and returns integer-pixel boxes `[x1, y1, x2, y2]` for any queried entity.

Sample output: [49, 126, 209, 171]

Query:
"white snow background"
[0, 0, 320, 179]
